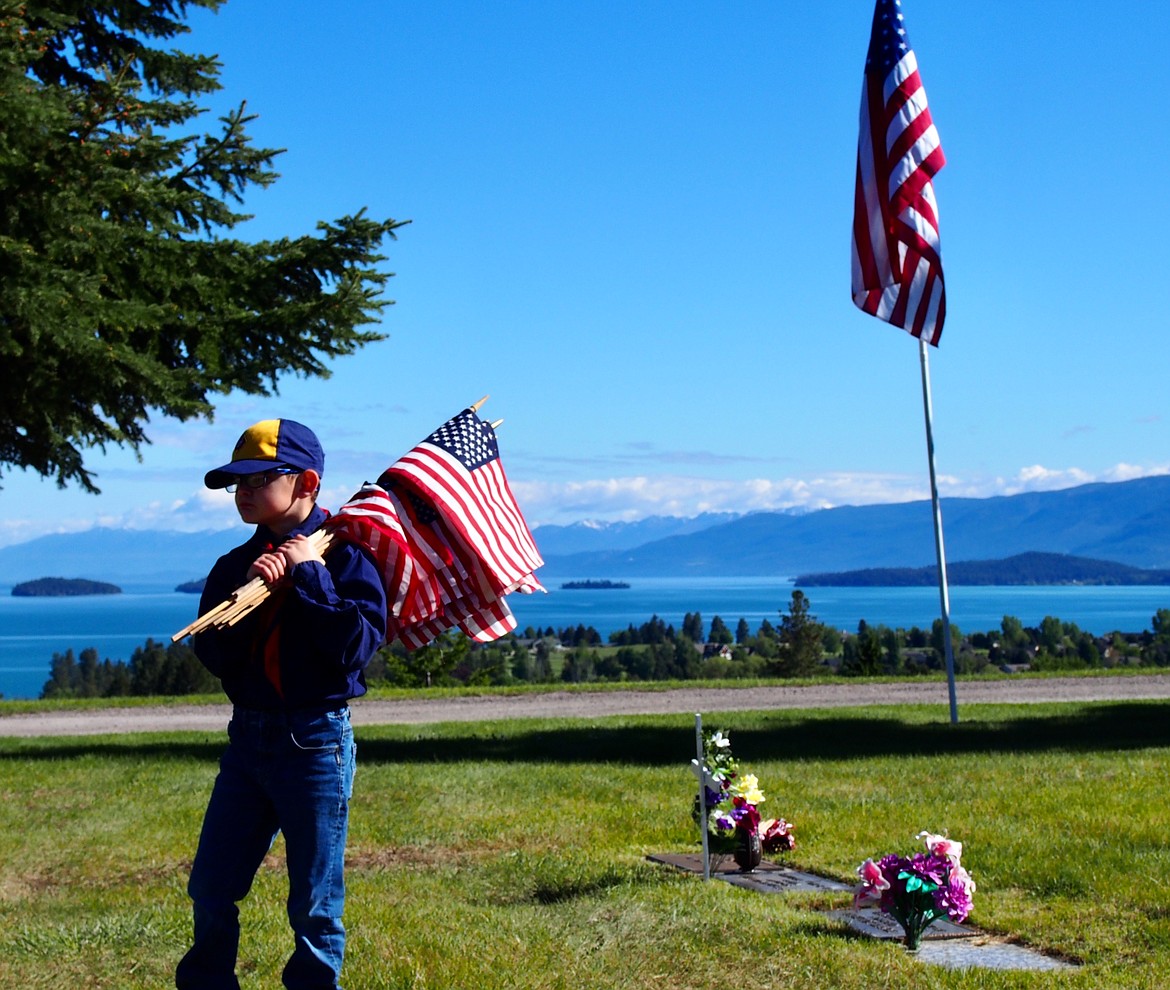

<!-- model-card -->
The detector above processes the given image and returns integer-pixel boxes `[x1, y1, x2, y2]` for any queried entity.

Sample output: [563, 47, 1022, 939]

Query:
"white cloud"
[1102, 462, 1170, 482]
[12, 488, 244, 541]
[995, 462, 1169, 496]
[101, 481, 376, 535]
[513, 462, 1170, 526]
[0, 516, 97, 548]
[512, 472, 933, 526]
[4, 461, 1169, 548]
[1000, 464, 1095, 494]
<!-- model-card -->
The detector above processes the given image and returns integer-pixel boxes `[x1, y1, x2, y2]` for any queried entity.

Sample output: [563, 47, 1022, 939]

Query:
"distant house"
[702, 644, 734, 661]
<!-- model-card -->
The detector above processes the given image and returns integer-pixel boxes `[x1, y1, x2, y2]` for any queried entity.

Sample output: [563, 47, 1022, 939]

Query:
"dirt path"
[3, 674, 1169, 738]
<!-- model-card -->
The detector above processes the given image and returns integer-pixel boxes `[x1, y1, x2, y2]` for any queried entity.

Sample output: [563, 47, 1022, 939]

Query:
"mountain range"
[538, 475, 1170, 577]
[0, 475, 1167, 587]
[531, 511, 744, 555]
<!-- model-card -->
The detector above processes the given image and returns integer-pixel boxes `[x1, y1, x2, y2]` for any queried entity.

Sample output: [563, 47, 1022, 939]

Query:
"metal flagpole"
[918, 339, 959, 724]
[692, 714, 712, 880]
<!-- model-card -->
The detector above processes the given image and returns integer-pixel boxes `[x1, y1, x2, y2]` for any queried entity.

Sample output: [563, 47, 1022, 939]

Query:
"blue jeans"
[176, 707, 356, 990]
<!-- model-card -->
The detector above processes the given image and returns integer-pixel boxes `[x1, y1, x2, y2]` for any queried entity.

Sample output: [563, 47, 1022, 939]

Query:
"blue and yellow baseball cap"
[204, 419, 325, 489]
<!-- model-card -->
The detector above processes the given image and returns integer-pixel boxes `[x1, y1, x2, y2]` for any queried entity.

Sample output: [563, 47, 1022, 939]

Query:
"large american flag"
[327, 407, 544, 651]
[852, 0, 947, 346]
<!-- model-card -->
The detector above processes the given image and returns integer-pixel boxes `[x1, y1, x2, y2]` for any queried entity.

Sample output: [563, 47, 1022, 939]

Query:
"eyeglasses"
[225, 469, 300, 493]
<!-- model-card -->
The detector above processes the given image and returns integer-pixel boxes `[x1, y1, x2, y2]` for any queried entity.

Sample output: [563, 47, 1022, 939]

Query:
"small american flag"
[328, 407, 544, 651]
[380, 408, 544, 596]
[326, 483, 415, 620]
[852, 0, 946, 346]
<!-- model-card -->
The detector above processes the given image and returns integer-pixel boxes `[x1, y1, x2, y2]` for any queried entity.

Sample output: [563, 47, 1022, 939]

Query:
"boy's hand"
[278, 534, 325, 569]
[247, 551, 288, 586]
[247, 535, 323, 585]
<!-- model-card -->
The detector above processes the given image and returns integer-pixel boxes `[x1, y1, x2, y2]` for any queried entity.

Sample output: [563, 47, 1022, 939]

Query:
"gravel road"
[3, 674, 1169, 738]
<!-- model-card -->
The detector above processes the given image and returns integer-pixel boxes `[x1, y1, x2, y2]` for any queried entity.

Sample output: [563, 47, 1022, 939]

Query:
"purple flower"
[910, 853, 948, 884]
[934, 864, 976, 922]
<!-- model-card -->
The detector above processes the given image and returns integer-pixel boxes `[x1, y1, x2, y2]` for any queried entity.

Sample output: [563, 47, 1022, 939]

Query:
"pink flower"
[917, 830, 963, 865]
[731, 797, 761, 833]
[949, 863, 976, 899]
[857, 857, 889, 888]
[760, 818, 796, 853]
[854, 857, 891, 908]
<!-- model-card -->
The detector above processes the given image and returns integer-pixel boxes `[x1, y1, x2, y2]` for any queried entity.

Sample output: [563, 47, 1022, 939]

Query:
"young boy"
[176, 419, 387, 990]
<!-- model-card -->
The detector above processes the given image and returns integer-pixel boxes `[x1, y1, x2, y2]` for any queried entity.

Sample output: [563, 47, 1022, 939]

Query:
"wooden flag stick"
[171, 528, 341, 640]
[211, 580, 269, 627]
[490, 419, 504, 429]
[173, 578, 266, 639]
[470, 394, 490, 413]
[213, 530, 339, 630]
[171, 597, 233, 642]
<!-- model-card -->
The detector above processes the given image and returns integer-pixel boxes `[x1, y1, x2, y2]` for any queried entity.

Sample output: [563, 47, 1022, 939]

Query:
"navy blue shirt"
[194, 505, 387, 710]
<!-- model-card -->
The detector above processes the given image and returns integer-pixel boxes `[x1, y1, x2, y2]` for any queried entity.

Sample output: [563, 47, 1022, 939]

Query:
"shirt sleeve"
[285, 544, 388, 672]
[191, 547, 257, 680]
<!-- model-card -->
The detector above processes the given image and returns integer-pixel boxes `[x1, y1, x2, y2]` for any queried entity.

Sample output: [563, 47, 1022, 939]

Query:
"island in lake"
[176, 578, 207, 594]
[559, 579, 631, 590]
[794, 552, 1170, 587]
[12, 577, 122, 597]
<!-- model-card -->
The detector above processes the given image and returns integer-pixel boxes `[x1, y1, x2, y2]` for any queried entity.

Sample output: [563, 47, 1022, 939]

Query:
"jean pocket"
[287, 713, 344, 753]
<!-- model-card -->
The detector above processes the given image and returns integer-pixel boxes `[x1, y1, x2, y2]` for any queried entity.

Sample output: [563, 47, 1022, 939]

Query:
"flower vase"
[898, 913, 932, 953]
[732, 828, 762, 872]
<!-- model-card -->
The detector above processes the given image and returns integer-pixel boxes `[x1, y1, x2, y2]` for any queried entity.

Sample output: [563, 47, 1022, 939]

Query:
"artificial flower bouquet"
[693, 729, 796, 859]
[855, 830, 976, 950]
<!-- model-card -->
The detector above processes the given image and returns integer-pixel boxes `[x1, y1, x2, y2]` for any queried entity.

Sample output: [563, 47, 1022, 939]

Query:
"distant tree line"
[795, 552, 1170, 587]
[38, 594, 1170, 698]
[42, 640, 219, 699]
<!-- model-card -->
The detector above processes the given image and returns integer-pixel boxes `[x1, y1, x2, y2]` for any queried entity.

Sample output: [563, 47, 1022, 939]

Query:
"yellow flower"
[735, 773, 765, 805]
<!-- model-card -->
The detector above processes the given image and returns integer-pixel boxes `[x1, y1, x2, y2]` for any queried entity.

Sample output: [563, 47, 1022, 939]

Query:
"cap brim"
[204, 458, 289, 489]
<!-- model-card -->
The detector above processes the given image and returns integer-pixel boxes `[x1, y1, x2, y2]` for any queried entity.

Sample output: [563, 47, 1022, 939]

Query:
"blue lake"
[2, 578, 1168, 700]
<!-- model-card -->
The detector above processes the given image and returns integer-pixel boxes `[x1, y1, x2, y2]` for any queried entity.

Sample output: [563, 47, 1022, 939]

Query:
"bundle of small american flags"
[173, 402, 544, 652]
[325, 404, 545, 650]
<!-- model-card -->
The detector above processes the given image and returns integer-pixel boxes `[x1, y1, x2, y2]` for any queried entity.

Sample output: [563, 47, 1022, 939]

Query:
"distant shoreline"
[795, 552, 1170, 588]
[560, 579, 631, 590]
[3, 583, 1170, 700]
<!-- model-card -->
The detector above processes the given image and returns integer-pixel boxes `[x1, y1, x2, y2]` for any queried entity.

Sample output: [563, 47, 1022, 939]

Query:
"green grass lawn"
[2, 700, 1168, 988]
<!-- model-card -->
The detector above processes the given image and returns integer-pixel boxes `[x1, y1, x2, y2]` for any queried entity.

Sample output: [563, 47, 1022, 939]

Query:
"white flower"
[711, 730, 731, 749]
[917, 830, 963, 865]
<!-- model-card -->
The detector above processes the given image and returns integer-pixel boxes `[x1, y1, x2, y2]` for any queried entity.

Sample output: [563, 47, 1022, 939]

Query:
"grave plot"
[648, 853, 1077, 971]
[674, 715, 1078, 971]
[647, 853, 850, 893]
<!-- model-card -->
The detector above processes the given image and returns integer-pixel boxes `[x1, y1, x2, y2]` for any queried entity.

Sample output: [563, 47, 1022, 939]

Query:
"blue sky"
[3, 0, 1168, 548]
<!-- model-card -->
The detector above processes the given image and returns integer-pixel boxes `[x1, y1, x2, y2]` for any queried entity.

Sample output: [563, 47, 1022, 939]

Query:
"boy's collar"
[253, 504, 327, 545]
